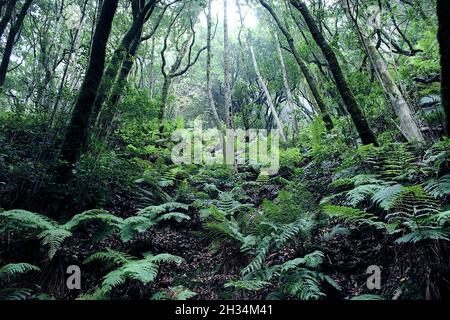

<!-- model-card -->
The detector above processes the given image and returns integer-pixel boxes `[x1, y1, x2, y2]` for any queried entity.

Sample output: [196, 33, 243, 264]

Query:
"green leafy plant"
[0, 263, 40, 300]
[83, 249, 183, 297]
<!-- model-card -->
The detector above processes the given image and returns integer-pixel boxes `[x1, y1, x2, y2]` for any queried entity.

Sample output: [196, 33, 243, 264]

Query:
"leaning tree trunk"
[258, 0, 333, 132]
[437, 0, 450, 137]
[274, 30, 299, 139]
[290, 0, 378, 146]
[0, 0, 33, 89]
[250, 45, 287, 143]
[365, 39, 424, 141]
[60, 0, 119, 166]
[341, 0, 424, 142]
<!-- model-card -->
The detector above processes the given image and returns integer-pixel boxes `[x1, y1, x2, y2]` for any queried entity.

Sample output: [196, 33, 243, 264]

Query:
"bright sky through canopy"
[199, 0, 258, 30]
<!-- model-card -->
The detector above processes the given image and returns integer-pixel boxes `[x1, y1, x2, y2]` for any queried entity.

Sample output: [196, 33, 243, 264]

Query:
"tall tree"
[258, 0, 334, 132]
[341, 0, 424, 142]
[0, 0, 33, 89]
[273, 30, 299, 139]
[92, 0, 158, 123]
[59, 0, 119, 166]
[437, 0, 450, 137]
[236, 0, 286, 142]
[223, 0, 234, 166]
[206, 0, 222, 130]
[158, 11, 206, 132]
[289, 0, 378, 146]
[0, 0, 17, 40]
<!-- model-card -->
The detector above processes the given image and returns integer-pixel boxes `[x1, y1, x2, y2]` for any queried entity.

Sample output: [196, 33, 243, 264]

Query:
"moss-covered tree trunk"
[290, 0, 378, 146]
[437, 0, 450, 137]
[0, 0, 33, 89]
[59, 0, 119, 165]
[92, 0, 157, 123]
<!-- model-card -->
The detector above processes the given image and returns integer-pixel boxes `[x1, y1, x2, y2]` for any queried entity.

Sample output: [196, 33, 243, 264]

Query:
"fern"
[0, 263, 40, 301]
[120, 202, 190, 242]
[241, 236, 271, 275]
[0, 263, 40, 280]
[0, 288, 33, 300]
[395, 229, 449, 243]
[84, 250, 183, 294]
[0, 209, 125, 259]
[322, 205, 386, 229]
[224, 279, 270, 291]
[371, 184, 405, 210]
[424, 174, 450, 198]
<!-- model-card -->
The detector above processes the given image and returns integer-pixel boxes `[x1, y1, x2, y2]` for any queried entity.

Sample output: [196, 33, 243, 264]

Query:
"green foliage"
[84, 249, 183, 296]
[424, 174, 450, 198]
[0, 263, 40, 301]
[0, 202, 190, 257]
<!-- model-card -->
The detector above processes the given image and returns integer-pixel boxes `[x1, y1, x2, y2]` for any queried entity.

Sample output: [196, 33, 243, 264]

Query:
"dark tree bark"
[290, 0, 378, 146]
[258, 0, 334, 132]
[0, 0, 17, 40]
[0, 0, 33, 89]
[437, 0, 450, 137]
[92, 0, 157, 122]
[59, 0, 119, 165]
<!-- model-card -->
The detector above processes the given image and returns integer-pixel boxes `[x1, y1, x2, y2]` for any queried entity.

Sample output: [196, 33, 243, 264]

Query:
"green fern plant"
[120, 202, 190, 242]
[424, 174, 450, 198]
[83, 249, 183, 296]
[0, 209, 123, 259]
[322, 205, 386, 229]
[0, 263, 40, 300]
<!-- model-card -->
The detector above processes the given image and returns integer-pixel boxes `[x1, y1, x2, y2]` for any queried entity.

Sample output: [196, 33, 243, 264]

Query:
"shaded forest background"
[0, 0, 449, 300]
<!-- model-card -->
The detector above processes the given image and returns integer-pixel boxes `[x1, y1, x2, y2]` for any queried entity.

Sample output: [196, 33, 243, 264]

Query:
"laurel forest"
[0, 0, 449, 301]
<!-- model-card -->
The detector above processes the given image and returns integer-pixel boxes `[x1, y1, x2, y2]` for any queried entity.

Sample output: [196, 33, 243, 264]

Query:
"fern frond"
[0, 209, 56, 232]
[144, 253, 184, 265]
[0, 288, 32, 300]
[424, 174, 450, 198]
[83, 249, 135, 266]
[38, 228, 72, 259]
[371, 184, 404, 210]
[224, 279, 270, 291]
[241, 236, 271, 275]
[0, 263, 40, 280]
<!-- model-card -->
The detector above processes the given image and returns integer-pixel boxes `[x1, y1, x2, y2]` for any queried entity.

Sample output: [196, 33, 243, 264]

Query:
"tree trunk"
[92, 0, 156, 122]
[51, 0, 88, 128]
[250, 45, 287, 143]
[274, 30, 299, 139]
[0, 0, 16, 40]
[207, 0, 222, 130]
[158, 76, 171, 126]
[224, 0, 235, 167]
[437, 0, 450, 137]
[290, 0, 378, 146]
[258, 0, 334, 132]
[60, 0, 119, 165]
[0, 0, 33, 89]
[149, 35, 155, 98]
[341, 0, 424, 142]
